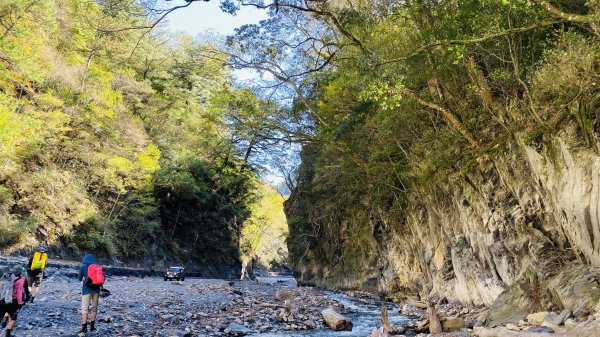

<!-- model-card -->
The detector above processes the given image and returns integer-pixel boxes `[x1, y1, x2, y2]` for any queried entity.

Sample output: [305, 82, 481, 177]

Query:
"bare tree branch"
[239, 0, 370, 54]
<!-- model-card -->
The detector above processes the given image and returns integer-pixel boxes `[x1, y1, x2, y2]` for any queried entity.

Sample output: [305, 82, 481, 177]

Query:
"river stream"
[256, 276, 409, 337]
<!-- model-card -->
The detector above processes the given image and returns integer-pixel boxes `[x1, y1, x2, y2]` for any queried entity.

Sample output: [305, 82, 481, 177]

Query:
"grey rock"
[573, 307, 589, 318]
[544, 309, 571, 326]
[166, 329, 190, 337]
[526, 326, 554, 333]
[227, 322, 252, 335]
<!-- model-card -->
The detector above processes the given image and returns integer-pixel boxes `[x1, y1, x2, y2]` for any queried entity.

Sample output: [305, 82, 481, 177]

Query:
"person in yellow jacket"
[26, 247, 47, 304]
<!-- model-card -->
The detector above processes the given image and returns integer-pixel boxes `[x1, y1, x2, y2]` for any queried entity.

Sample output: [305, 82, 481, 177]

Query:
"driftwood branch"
[321, 308, 353, 331]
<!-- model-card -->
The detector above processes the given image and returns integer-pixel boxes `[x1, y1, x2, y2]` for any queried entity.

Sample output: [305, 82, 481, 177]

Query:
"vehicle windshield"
[169, 267, 183, 272]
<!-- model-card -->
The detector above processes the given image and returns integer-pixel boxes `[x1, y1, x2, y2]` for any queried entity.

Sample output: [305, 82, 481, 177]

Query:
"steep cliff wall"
[286, 126, 600, 306]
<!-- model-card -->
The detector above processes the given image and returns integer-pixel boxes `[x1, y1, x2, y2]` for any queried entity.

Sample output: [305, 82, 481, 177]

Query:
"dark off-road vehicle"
[164, 266, 185, 281]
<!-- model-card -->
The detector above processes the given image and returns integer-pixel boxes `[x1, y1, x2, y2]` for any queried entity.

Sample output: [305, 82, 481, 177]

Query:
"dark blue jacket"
[78, 254, 101, 295]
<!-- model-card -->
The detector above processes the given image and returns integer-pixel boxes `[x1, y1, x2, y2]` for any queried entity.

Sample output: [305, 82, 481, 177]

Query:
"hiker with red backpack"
[0, 265, 31, 337]
[77, 254, 104, 335]
[26, 247, 48, 304]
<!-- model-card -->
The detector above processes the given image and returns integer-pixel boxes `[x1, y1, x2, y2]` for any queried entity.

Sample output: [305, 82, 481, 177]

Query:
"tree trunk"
[398, 87, 480, 147]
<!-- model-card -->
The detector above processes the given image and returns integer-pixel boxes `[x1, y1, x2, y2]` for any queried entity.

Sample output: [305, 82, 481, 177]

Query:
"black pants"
[0, 299, 19, 320]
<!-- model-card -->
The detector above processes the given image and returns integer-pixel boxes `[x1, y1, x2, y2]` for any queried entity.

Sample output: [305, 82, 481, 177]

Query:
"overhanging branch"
[374, 19, 564, 67]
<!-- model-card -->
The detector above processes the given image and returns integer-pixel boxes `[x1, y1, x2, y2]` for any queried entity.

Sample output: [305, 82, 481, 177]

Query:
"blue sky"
[164, 0, 268, 36]
[161, 1, 289, 191]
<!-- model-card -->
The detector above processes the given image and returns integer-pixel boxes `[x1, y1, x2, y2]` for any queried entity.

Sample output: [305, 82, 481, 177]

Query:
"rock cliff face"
[285, 126, 600, 306]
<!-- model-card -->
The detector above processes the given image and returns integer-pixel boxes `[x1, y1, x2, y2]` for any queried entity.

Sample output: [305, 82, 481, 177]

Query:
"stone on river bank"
[487, 265, 600, 326]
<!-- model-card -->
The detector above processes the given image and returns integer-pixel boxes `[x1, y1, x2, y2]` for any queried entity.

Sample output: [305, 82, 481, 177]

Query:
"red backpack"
[87, 264, 105, 286]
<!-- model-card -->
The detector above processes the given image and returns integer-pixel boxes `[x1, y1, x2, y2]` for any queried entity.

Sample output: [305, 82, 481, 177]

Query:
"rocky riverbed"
[0, 270, 341, 336]
[2, 256, 600, 337]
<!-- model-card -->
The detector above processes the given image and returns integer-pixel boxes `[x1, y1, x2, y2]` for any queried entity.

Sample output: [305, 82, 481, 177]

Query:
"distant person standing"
[240, 255, 257, 281]
[78, 254, 104, 335]
[0, 265, 31, 337]
[26, 247, 48, 304]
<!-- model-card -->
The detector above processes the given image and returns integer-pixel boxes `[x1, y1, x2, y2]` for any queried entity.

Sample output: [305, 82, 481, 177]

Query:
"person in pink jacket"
[0, 265, 30, 337]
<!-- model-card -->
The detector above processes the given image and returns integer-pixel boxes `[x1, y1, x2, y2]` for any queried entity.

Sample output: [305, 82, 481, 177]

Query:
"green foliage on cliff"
[230, 0, 600, 286]
[0, 0, 287, 273]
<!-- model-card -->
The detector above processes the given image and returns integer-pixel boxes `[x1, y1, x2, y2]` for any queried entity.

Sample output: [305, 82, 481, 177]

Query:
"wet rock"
[368, 327, 391, 337]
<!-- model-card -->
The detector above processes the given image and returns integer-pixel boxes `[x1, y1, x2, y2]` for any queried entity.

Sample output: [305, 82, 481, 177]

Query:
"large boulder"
[487, 265, 600, 326]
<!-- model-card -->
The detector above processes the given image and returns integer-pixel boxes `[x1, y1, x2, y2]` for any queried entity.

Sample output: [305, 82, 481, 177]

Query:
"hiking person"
[26, 247, 48, 304]
[0, 267, 11, 330]
[0, 265, 31, 337]
[78, 254, 104, 334]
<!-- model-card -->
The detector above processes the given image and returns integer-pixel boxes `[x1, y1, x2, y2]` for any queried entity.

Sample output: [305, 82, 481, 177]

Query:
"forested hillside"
[0, 0, 288, 275]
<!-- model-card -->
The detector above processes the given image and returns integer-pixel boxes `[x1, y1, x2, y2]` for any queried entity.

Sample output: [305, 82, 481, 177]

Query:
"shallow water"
[254, 278, 409, 337]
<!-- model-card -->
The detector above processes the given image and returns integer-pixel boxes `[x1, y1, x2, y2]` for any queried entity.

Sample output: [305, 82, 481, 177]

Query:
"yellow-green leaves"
[241, 182, 288, 268]
[361, 80, 406, 111]
[104, 145, 160, 192]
